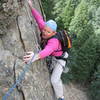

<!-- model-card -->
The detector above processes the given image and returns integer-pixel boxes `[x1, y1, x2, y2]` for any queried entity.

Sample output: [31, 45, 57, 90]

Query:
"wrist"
[32, 53, 40, 62]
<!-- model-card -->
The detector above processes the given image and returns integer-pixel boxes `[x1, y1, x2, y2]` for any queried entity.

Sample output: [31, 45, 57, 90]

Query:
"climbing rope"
[2, 55, 35, 100]
[37, 0, 46, 21]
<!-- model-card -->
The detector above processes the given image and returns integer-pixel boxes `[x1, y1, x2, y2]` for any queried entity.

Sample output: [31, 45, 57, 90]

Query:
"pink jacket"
[31, 8, 63, 59]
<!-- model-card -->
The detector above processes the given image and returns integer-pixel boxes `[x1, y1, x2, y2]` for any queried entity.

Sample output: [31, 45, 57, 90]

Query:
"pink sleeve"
[31, 8, 45, 31]
[39, 39, 59, 59]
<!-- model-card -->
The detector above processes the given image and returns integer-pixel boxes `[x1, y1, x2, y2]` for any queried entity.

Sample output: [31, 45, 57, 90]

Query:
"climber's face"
[42, 26, 56, 39]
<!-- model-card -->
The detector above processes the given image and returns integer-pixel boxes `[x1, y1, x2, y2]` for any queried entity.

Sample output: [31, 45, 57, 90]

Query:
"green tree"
[61, 0, 80, 29]
[69, 0, 91, 40]
[88, 4, 100, 100]
[53, 0, 68, 29]
[53, 0, 80, 30]
[89, 32, 100, 100]
[68, 0, 100, 83]
[41, 0, 54, 20]
[70, 34, 99, 82]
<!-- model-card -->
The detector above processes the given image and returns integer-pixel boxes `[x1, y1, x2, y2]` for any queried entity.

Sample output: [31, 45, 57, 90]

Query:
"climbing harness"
[2, 55, 35, 100]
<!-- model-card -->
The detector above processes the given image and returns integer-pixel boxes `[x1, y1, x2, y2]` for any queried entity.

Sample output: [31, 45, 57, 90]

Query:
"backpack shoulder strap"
[50, 32, 62, 40]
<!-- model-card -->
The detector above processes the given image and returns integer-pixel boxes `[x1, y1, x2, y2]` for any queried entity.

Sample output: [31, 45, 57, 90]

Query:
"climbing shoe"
[58, 98, 64, 100]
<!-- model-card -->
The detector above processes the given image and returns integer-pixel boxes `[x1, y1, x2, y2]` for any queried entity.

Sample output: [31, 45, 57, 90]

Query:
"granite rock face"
[0, 0, 53, 100]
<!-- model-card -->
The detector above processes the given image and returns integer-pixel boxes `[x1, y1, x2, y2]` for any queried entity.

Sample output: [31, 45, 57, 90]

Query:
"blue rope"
[2, 55, 35, 100]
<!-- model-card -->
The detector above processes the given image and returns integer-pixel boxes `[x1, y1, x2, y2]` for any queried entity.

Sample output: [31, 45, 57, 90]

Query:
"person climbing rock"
[23, 0, 69, 100]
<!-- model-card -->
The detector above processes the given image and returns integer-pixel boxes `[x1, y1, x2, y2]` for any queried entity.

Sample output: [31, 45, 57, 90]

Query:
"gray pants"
[50, 56, 66, 98]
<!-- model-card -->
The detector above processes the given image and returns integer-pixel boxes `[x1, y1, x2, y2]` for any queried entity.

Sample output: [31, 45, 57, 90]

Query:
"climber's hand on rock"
[28, 0, 33, 8]
[23, 51, 34, 63]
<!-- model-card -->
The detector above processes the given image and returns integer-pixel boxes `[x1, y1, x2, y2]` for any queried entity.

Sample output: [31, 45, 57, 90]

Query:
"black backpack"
[52, 30, 72, 53]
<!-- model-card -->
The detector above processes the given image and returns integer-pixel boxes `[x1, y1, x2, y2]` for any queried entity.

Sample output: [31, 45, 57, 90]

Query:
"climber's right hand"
[28, 0, 33, 8]
[23, 51, 34, 64]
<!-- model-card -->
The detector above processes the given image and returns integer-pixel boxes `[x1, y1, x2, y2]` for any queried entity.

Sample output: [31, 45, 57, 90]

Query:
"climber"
[23, 0, 68, 100]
